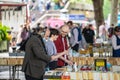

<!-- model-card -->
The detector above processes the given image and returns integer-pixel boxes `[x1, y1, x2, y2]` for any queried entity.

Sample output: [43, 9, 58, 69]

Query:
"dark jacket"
[113, 35, 120, 57]
[22, 34, 51, 79]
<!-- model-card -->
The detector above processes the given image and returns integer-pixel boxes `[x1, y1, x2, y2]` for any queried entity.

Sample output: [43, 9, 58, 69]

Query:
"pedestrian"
[45, 28, 66, 70]
[108, 24, 114, 38]
[43, 27, 50, 41]
[16, 25, 24, 46]
[67, 21, 87, 51]
[111, 26, 120, 57]
[82, 24, 95, 45]
[54, 25, 73, 67]
[99, 22, 108, 41]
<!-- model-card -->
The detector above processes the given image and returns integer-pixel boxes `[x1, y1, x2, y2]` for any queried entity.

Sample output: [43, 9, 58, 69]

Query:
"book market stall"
[44, 42, 120, 80]
[0, 55, 120, 80]
[0, 41, 120, 80]
[44, 57, 120, 80]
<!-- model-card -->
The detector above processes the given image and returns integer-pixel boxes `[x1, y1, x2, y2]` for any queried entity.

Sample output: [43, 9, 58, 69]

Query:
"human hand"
[63, 50, 69, 55]
[66, 60, 73, 66]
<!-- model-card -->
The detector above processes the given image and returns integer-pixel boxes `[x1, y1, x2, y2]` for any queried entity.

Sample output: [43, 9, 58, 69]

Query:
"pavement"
[0, 52, 25, 80]
[0, 66, 25, 80]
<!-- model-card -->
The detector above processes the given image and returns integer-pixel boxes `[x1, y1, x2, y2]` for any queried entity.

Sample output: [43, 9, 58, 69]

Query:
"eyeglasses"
[61, 30, 68, 34]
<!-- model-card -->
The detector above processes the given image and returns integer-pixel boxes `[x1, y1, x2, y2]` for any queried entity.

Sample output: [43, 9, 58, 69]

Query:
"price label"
[95, 59, 107, 71]
[96, 61, 105, 66]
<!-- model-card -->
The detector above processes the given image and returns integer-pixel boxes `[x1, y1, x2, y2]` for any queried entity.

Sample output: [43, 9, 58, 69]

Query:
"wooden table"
[0, 56, 24, 80]
[44, 71, 120, 80]
[0, 56, 120, 80]
[71, 57, 120, 65]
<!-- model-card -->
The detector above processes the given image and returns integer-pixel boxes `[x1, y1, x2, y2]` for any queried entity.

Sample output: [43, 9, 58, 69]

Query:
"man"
[16, 25, 24, 46]
[22, 27, 68, 80]
[108, 24, 114, 38]
[67, 21, 84, 52]
[99, 22, 108, 41]
[82, 24, 95, 45]
[54, 25, 73, 67]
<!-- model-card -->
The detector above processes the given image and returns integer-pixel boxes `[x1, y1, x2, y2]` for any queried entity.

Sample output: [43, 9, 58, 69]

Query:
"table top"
[44, 70, 120, 80]
[0, 53, 24, 66]
[0, 53, 120, 66]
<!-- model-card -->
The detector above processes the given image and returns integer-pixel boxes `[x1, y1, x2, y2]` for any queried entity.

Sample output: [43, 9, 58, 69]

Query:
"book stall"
[44, 42, 120, 80]
[0, 42, 120, 80]
[44, 57, 120, 80]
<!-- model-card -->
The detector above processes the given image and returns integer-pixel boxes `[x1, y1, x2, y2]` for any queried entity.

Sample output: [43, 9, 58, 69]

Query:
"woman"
[45, 28, 61, 70]
[111, 26, 120, 57]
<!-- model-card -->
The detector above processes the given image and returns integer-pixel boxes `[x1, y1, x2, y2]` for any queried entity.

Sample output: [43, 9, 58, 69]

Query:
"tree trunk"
[110, 0, 118, 26]
[92, 0, 104, 36]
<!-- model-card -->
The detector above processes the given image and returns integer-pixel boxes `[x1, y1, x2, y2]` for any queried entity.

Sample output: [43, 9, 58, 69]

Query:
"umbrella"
[46, 18, 64, 29]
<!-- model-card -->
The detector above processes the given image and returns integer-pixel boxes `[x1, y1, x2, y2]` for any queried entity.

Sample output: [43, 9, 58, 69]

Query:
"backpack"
[19, 38, 29, 51]
[71, 27, 82, 41]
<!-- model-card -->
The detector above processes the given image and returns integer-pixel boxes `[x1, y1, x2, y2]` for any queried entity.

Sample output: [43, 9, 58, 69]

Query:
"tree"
[110, 0, 118, 26]
[0, 7, 1, 21]
[70, 0, 92, 3]
[103, 0, 111, 19]
[92, 0, 104, 36]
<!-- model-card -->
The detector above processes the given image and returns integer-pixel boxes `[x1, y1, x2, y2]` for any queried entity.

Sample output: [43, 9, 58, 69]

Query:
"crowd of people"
[28, 0, 67, 11]
[28, 0, 68, 22]
[8, 20, 120, 80]
[97, 23, 120, 57]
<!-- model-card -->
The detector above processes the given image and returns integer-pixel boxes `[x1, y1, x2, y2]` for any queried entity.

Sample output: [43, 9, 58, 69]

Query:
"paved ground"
[0, 66, 25, 80]
[0, 53, 25, 80]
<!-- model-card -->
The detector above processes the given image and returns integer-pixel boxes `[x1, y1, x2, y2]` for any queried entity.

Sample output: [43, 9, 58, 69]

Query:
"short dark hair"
[89, 24, 92, 27]
[37, 23, 40, 26]
[111, 24, 114, 26]
[33, 27, 44, 34]
[49, 28, 59, 37]
[67, 21, 73, 25]
[114, 26, 120, 32]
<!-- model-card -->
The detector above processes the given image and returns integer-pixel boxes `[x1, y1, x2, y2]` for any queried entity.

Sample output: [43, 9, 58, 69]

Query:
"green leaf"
[0, 22, 10, 41]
